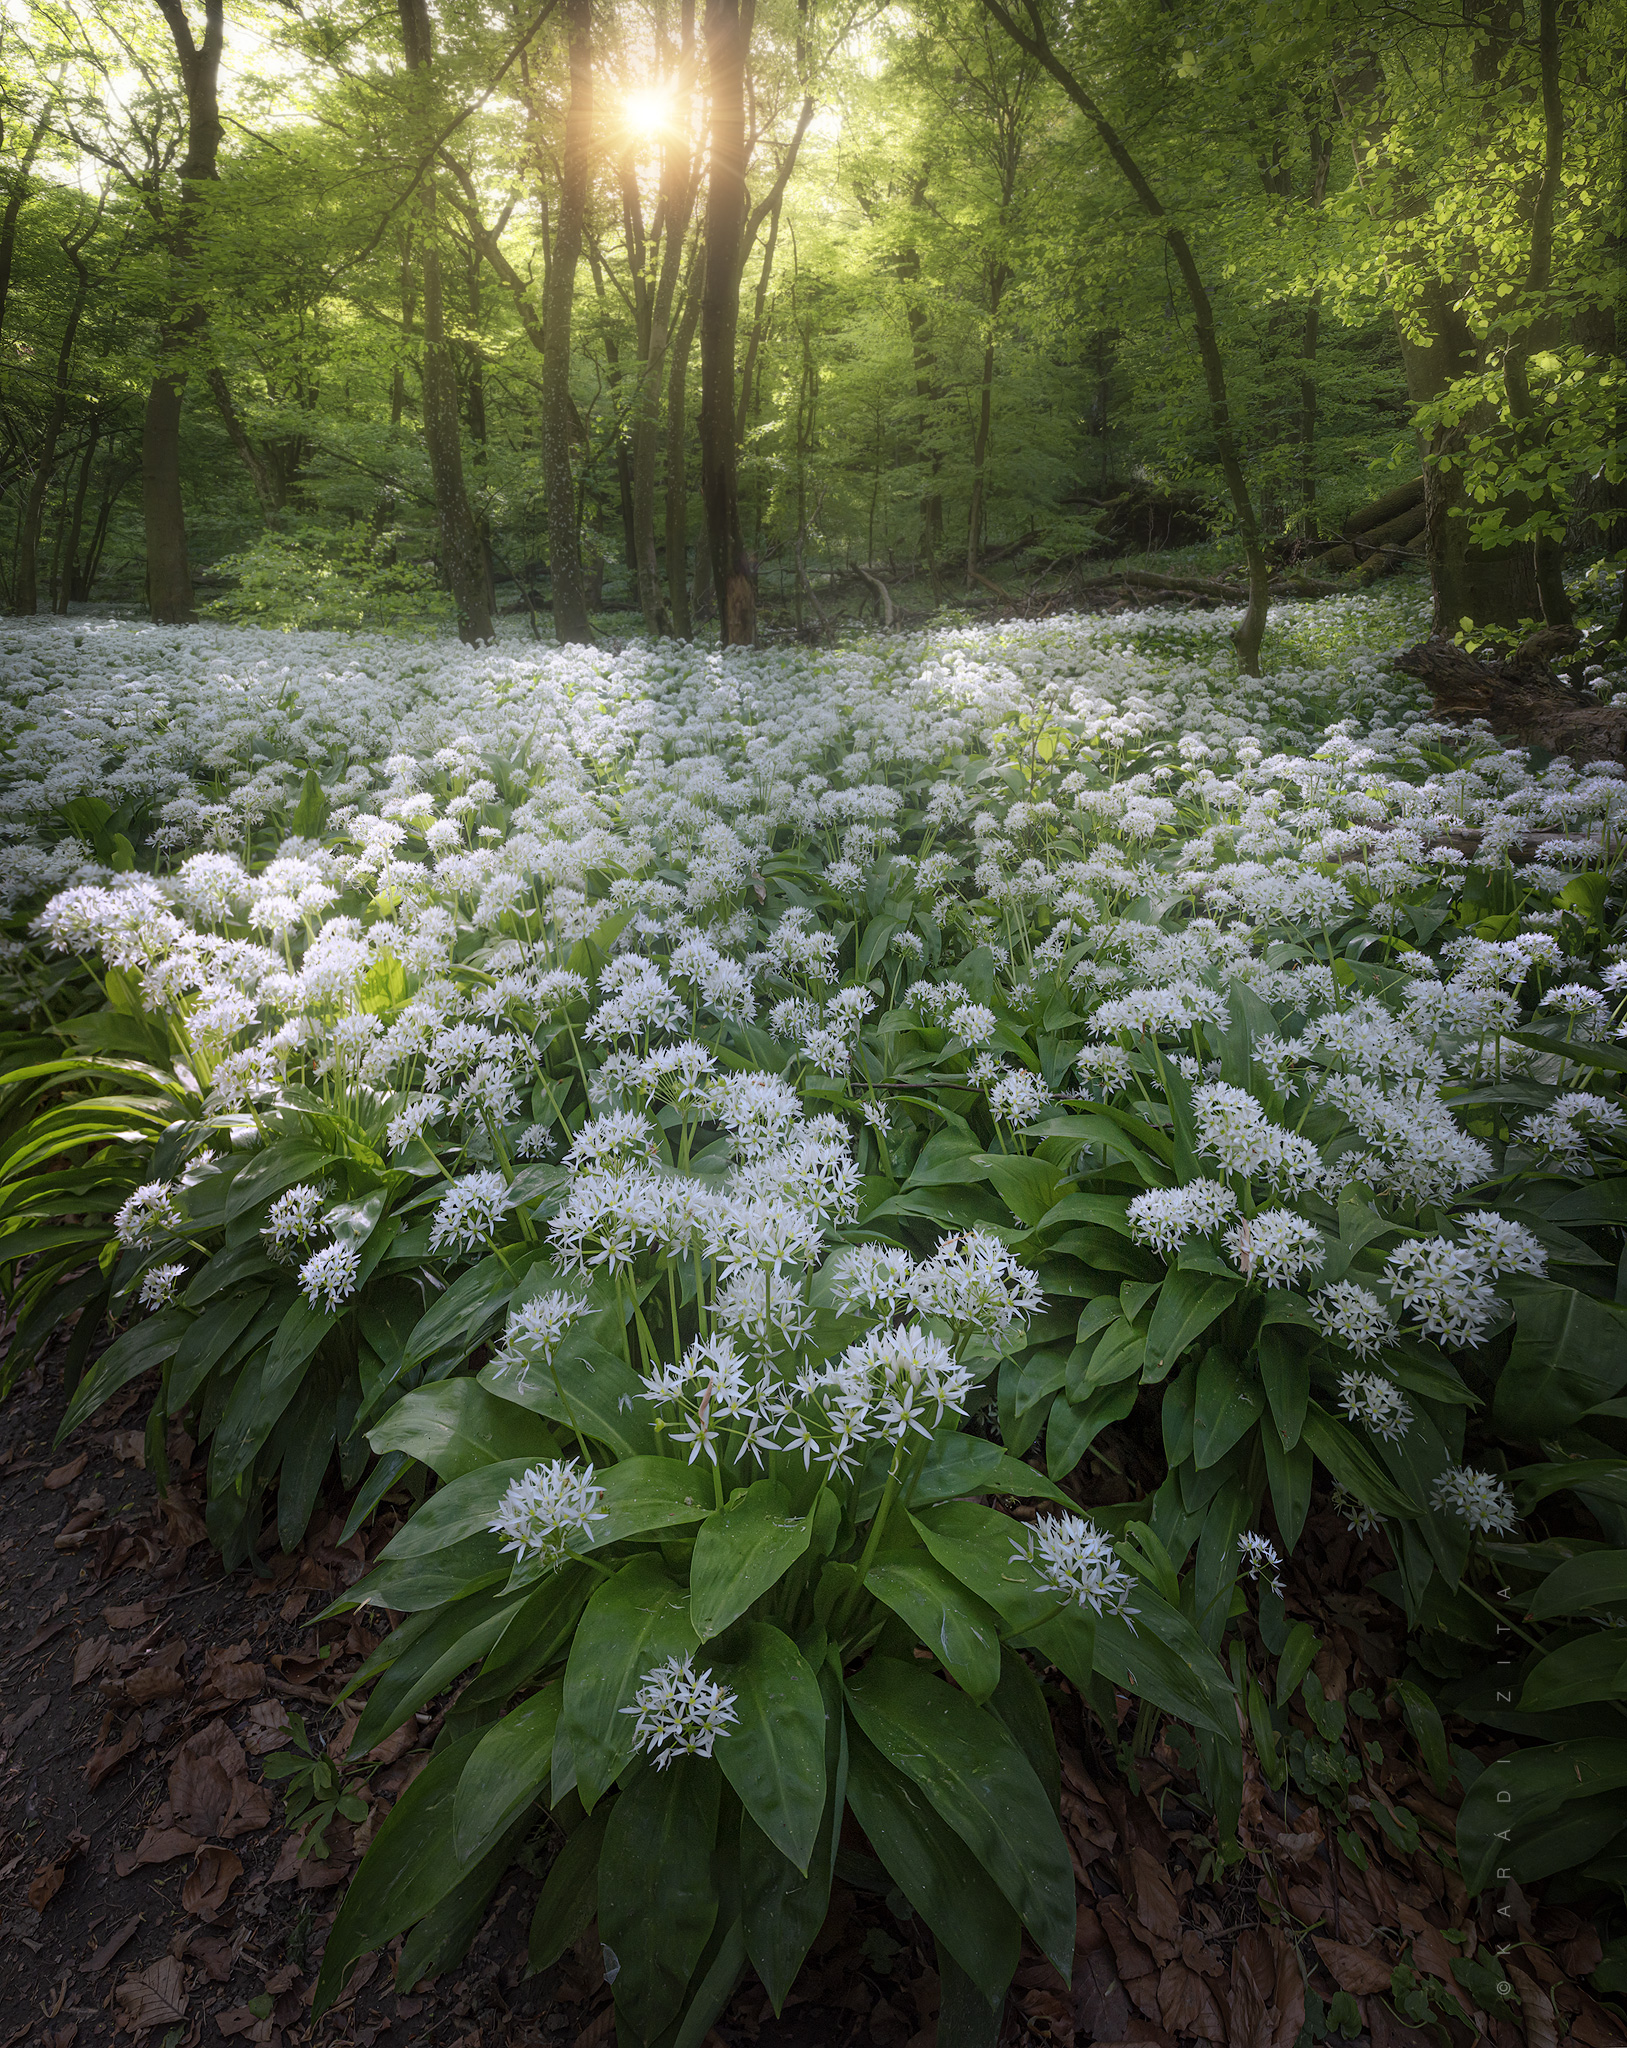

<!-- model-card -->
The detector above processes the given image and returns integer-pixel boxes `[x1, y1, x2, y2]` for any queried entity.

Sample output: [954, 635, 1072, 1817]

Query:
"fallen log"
[1393, 626, 1627, 762]
[1341, 476, 1425, 539]
[849, 562, 895, 627]
[1318, 502, 1428, 574]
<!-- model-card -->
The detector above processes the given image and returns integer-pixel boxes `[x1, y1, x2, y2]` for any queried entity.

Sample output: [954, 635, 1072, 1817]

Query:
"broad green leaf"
[264, 1295, 336, 1394]
[480, 1337, 657, 1459]
[453, 1681, 562, 1863]
[375, 1458, 549, 1561]
[312, 1729, 486, 2015]
[599, 1757, 720, 2043]
[742, 1663, 846, 2012]
[168, 1286, 272, 1413]
[1518, 1634, 1627, 1713]
[562, 1555, 698, 1810]
[1193, 1349, 1264, 1470]
[1459, 1739, 1627, 1890]
[1495, 1283, 1627, 1438]
[345, 1532, 510, 1613]
[368, 1380, 560, 1481]
[908, 1432, 1072, 1508]
[1532, 1551, 1627, 1621]
[529, 1803, 612, 1970]
[843, 1724, 1020, 2002]
[1299, 1402, 1417, 1518]
[1145, 1271, 1238, 1383]
[1258, 1328, 1309, 1449]
[58, 1306, 190, 1442]
[349, 1586, 529, 1755]
[224, 1141, 333, 1225]
[690, 1480, 811, 1642]
[910, 1500, 1059, 1631]
[1044, 1380, 1138, 1478]
[401, 1252, 530, 1374]
[844, 1655, 1074, 1977]
[711, 1623, 826, 1872]
[867, 1553, 1004, 1702]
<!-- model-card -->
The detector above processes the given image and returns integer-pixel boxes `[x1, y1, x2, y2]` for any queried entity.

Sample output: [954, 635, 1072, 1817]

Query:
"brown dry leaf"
[116, 1639, 187, 1706]
[202, 1640, 265, 1703]
[1558, 1925, 1605, 1978]
[87, 1914, 143, 1975]
[1313, 1936, 1394, 1997]
[182, 1844, 244, 1920]
[240, 1700, 292, 1756]
[1095, 1895, 1160, 2023]
[1508, 1965, 1560, 2048]
[27, 1830, 89, 1911]
[115, 1956, 189, 2033]
[114, 1823, 206, 1877]
[1179, 1928, 1225, 1979]
[43, 1451, 88, 1490]
[72, 1634, 112, 1686]
[157, 1493, 208, 1555]
[169, 1719, 248, 1836]
[1157, 1959, 1226, 2041]
[108, 1429, 145, 1466]
[85, 1712, 143, 1791]
[1, 1693, 51, 1745]
[214, 2009, 275, 2043]
[1126, 1845, 1181, 1947]
[1266, 1924, 1306, 2048]
[103, 1601, 151, 1630]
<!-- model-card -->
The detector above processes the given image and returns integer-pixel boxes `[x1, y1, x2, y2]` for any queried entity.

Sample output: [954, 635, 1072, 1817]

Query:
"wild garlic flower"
[299, 1241, 360, 1312]
[908, 1230, 1044, 1338]
[987, 1067, 1053, 1127]
[1338, 1370, 1413, 1443]
[565, 1109, 660, 1172]
[489, 1291, 589, 1386]
[263, 1181, 326, 1252]
[1332, 1484, 1379, 1538]
[1013, 1513, 1138, 1625]
[428, 1170, 513, 1254]
[1310, 1280, 1399, 1360]
[825, 1324, 973, 1448]
[488, 1458, 608, 1571]
[1194, 1082, 1326, 1196]
[708, 1070, 802, 1161]
[513, 1124, 557, 1160]
[1223, 1209, 1322, 1288]
[830, 1242, 916, 1316]
[1455, 1211, 1547, 1278]
[1430, 1465, 1518, 1536]
[1383, 1238, 1501, 1349]
[948, 1000, 998, 1046]
[386, 1097, 444, 1153]
[115, 1181, 181, 1248]
[1127, 1179, 1239, 1257]
[1236, 1530, 1284, 1594]
[139, 1262, 188, 1310]
[623, 1654, 738, 1769]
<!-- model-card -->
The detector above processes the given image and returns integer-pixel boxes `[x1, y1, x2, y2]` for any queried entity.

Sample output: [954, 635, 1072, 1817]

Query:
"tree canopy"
[1, 0, 1622, 662]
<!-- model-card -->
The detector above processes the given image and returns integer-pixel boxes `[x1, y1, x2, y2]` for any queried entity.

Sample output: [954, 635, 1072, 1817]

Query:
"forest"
[3, 2, 1627, 2048]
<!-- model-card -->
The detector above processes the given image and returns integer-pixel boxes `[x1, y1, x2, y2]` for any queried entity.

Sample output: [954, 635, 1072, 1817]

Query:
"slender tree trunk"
[540, 0, 594, 642]
[0, 101, 54, 347]
[1298, 296, 1321, 535]
[142, 0, 225, 625]
[206, 365, 280, 517]
[665, 260, 703, 638]
[895, 226, 943, 590]
[699, 0, 754, 646]
[57, 416, 100, 612]
[979, 0, 1271, 672]
[965, 330, 997, 582]
[396, 0, 493, 644]
[13, 243, 90, 616]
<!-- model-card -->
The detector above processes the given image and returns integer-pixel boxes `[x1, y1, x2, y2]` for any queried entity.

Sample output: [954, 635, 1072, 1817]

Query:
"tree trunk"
[0, 100, 54, 347]
[13, 243, 90, 616]
[979, 0, 1270, 670]
[142, 0, 226, 626]
[965, 333, 996, 582]
[541, 0, 594, 643]
[57, 416, 100, 612]
[206, 365, 281, 517]
[894, 197, 944, 589]
[665, 260, 703, 639]
[397, 0, 493, 645]
[699, 0, 754, 647]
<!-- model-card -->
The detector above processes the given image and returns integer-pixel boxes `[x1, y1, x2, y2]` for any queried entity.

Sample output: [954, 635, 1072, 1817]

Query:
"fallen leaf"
[157, 1493, 208, 1555]
[240, 1700, 292, 1756]
[109, 1639, 186, 1706]
[108, 1430, 145, 1467]
[1558, 1925, 1604, 1978]
[182, 1844, 244, 1920]
[170, 1720, 249, 1837]
[0, 1693, 50, 1745]
[115, 1956, 189, 2032]
[85, 1713, 143, 1791]
[1508, 1965, 1560, 2048]
[18, 1615, 70, 1655]
[1158, 1959, 1226, 2040]
[103, 1602, 152, 1630]
[28, 1831, 89, 1911]
[73, 1635, 112, 1686]
[179, 1930, 237, 1982]
[44, 1452, 88, 1490]
[114, 1824, 206, 1877]
[1313, 1936, 1394, 1997]
[87, 1913, 143, 1974]
[202, 1641, 264, 1704]
[214, 2010, 275, 2043]
[1127, 1844, 1182, 1947]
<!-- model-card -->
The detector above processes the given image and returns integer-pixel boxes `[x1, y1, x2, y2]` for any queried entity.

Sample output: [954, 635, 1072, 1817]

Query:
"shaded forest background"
[0, 0, 1622, 663]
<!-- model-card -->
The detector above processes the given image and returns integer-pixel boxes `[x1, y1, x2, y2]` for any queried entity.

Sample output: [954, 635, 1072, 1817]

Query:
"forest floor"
[4, 1329, 1626, 2048]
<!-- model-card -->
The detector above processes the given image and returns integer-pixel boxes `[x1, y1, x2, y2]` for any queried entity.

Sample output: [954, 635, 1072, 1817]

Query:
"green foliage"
[202, 526, 455, 635]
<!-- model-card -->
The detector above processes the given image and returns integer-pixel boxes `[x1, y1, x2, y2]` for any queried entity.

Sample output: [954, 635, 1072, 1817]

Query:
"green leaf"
[312, 1730, 485, 2015]
[1532, 1551, 1627, 1620]
[400, 1252, 529, 1375]
[1495, 1283, 1627, 1438]
[350, 1586, 529, 1756]
[843, 1724, 1020, 2002]
[1518, 1634, 1627, 1713]
[224, 1141, 334, 1226]
[867, 1553, 1004, 1702]
[57, 1306, 190, 1442]
[1258, 1328, 1309, 1450]
[599, 1757, 720, 2043]
[264, 1294, 337, 1395]
[480, 1338, 658, 1459]
[452, 1681, 562, 1864]
[368, 1380, 560, 1482]
[375, 1459, 553, 1561]
[711, 1623, 826, 1873]
[529, 1804, 612, 1971]
[844, 1655, 1074, 1978]
[910, 1501, 1059, 1631]
[1459, 1739, 1627, 1890]
[562, 1556, 698, 1810]
[742, 1663, 847, 2013]
[1299, 1402, 1417, 1518]
[690, 1481, 812, 1642]
[908, 1432, 1072, 1508]
[1193, 1349, 1263, 1470]
[1044, 1379, 1139, 1479]
[1145, 1271, 1238, 1383]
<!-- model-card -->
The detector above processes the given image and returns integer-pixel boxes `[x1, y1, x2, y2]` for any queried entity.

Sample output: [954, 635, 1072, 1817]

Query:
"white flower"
[115, 1181, 181, 1248]
[1430, 1465, 1518, 1536]
[139, 1262, 187, 1309]
[1331, 1484, 1379, 1538]
[386, 1098, 444, 1152]
[1127, 1179, 1238, 1257]
[1456, 1211, 1546, 1278]
[488, 1458, 608, 1571]
[1338, 1370, 1413, 1443]
[565, 1109, 660, 1172]
[1194, 1082, 1326, 1196]
[1383, 1237, 1501, 1349]
[300, 1240, 360, 1311]
[1223, 1209, 1322, 1288]
[489, 1291, 589, 1386]
[1013, 1512, 1138, 1624]
[1310, 1280, 1398, 1361]
[1236, 1530, 1284, 1593]
[830, 1241, 916, 1315]
[622, 1653, 739, 1768]
[987, 1067, 1053, 1126]
[429, 1170, 513, 1253]
[264, 1182, 326, 1251]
